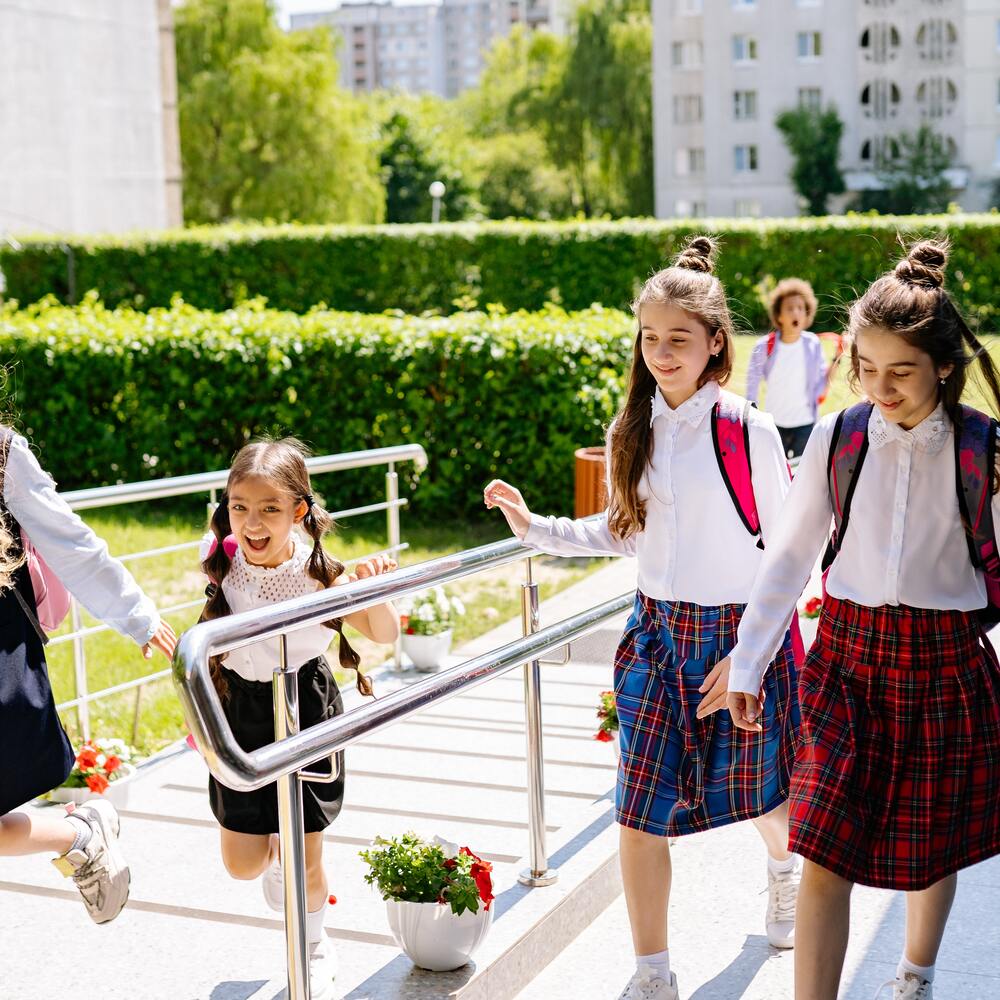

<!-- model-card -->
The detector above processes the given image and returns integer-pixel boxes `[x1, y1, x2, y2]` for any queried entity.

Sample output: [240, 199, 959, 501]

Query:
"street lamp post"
[429, 180, 446, 223]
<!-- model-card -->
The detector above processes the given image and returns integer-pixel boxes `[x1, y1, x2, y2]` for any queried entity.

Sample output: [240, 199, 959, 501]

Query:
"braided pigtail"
[199, 496, 236, 701]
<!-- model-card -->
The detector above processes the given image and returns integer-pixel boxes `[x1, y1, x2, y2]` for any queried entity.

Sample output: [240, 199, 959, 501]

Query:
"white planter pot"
[385, 898, 492, 971]
[401, 630, 453, 672]
[49, 763, 137, 809]
[611, 732, 620, 761]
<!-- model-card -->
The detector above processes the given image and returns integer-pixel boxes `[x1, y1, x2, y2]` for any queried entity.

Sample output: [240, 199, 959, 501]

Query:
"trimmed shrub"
[0, 297, 631, 516]
[4, 215, 1000, 331]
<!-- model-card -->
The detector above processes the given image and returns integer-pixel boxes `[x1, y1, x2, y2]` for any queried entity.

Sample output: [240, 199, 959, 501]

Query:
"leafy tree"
[857, 125, 954, 215]
[175, 0, 383, 224]
[775, 105, 846, 215]
[471, 133, 575, 220]
[379, 112, 473, 222]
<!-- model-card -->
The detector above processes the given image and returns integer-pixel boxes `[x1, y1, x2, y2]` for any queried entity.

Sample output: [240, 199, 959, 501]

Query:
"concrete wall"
[0, 0, 180, 236]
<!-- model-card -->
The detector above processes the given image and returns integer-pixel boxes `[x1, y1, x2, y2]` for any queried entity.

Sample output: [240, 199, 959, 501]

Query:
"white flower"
[417, 604, 437, 622]
[450, 597, 465, 616]
[432, 835, 460, 859]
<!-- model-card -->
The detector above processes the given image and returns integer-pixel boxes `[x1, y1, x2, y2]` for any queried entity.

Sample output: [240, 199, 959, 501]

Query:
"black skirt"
[209, 657, 345, 835]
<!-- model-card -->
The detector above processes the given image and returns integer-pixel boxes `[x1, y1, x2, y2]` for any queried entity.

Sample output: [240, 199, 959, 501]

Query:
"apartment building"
[653, 0, 1000, 218]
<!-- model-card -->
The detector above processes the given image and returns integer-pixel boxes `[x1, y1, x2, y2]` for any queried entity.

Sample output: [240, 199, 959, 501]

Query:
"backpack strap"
[712, 395, 763, 548]
[822, 401, 873, 570]
[761, 331, 778, 379]
[954, 405, 1000, 599]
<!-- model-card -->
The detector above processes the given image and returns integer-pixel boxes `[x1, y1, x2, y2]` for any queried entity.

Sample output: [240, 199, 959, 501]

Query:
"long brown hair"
[847, 239, 1000, 427]
[607, 235, 735, 539]
[0, 431, 26, 593]
[200, 438, 373, 700]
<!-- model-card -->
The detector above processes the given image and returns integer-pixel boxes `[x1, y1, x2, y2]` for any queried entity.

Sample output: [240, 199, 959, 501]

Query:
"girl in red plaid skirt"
[727, 240, 1000, 1000]
[485, 236, 802, 1000]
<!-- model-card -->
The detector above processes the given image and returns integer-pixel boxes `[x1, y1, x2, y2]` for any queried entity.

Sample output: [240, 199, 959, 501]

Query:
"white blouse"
[215, 537, 337, 683]
[728, 403, 1000, 696]
[523, 381, 791, 606]
[2, 433, 159, 646]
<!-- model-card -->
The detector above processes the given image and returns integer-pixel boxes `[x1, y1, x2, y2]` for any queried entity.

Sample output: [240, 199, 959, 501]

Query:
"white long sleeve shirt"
[524, 381, 791, 606]
[3, 433, 159, 645]
[728, 403, 999, 696]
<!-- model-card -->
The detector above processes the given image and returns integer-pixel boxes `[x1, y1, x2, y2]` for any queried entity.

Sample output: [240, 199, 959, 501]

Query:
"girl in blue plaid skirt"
[485, 236, 802, 1000]
[728, 240, 1000, 1000]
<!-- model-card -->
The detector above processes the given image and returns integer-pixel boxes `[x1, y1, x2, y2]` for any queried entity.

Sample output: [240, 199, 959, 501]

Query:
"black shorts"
[209, 657, 345, 835]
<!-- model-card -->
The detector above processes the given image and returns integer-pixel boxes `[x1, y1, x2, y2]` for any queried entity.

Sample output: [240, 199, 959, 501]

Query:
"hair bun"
[894, 239, 948, 290]
[673, 235, 717, 275]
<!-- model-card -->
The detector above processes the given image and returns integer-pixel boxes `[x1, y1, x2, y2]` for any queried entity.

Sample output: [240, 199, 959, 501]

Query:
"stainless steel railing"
[173, 531, 631, 1000]
[52, 444, 427, 739]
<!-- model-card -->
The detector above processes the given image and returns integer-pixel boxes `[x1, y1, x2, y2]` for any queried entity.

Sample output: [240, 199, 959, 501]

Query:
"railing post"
[386, 464, 402, 671]
[518, 557, 558, 887]
[273, 635, 311, 1000]
[70, 597, 90, 742]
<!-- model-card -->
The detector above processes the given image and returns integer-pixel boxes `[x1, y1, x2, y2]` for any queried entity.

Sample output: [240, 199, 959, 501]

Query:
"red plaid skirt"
[790, 596, 1000, 890]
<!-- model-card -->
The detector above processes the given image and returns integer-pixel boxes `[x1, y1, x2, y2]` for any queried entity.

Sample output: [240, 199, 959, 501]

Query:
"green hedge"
[0, 298, 630, 516]
[4, 215, 1000, 331]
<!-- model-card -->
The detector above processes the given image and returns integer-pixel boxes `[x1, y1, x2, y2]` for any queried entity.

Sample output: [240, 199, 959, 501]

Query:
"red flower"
[593, 729, 614, 742]
[471, 863, 494, 909]
[76, 747, 98, 770]
[443, 857, 457, 871]
[104, 755, 122, 774]
[405, 626, 415, 635]
[400, 614, 410, 630]
[85, 773, 109, 794]
[803, 597, 822, 618]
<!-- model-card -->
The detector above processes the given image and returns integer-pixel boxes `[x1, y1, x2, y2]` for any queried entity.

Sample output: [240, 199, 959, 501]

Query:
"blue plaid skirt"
[614, 592, 800, 837]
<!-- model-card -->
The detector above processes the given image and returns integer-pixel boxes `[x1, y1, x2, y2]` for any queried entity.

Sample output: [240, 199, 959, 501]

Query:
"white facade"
[292, 0, 565, 97]
[653, 0, 1000, 219]
[0, 0, 182, 236]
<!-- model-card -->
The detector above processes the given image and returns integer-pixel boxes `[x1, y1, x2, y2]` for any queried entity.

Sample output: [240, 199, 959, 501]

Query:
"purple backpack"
[823, 401, 1000, 624]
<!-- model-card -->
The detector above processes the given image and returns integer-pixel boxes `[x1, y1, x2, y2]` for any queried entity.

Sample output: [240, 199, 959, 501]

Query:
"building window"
[732, 0, 756, 9]
[860, 23, 901, 62]
[917, 20, 958, 61]
[798, 87, 822, 110]
[735, 198, 761, 217]
[797, 31, 822, 59]
[674, 199, 707, 218]
[732, 35, 758, 63]
[733, 90, 758, 120]
[860, 136, 901, 164]
[917, 77, 958, 118]
[674, 95, 704, 124]
[675, 147, 705, 175]
[734, 144, 758, 172]
[672, 40, 703, 68]
[861, 79, 901, 119]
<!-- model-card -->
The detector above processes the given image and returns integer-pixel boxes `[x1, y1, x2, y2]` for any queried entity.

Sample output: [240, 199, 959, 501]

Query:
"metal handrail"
[61, 444, 427, 509]
[174, 526, 625, 1000]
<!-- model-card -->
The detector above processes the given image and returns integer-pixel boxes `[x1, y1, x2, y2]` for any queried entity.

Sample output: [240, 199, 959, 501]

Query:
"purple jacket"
[745, 330, 830, 424]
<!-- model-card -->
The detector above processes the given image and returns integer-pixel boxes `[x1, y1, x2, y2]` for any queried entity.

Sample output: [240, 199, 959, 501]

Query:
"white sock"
[636, 949, 670, 981]
[898, 955, 935, 984]
[307, 901, 328, 944]
[64, 815, 93, 854]
[768, 853, 797, 875]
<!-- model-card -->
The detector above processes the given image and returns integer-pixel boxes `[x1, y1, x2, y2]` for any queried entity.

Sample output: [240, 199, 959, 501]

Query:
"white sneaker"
[617, 965, 679, 1000]
[873, 973, 933, 1000]
[765, 862, 799, 949]
[51, 800, 130, 924]
[308, 934, 338, 1000]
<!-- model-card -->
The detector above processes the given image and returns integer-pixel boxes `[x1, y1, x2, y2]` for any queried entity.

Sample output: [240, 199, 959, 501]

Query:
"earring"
[940, 377, 947, 384]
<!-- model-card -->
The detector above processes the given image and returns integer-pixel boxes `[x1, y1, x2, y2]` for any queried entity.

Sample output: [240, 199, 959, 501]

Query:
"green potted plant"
[399, 587, 465, 672]
[360, 832, 494, 971]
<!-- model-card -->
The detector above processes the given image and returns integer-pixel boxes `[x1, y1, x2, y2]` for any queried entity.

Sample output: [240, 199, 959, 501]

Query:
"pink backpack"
[712, 395, 806, 666]
[23, 533, 72, 633]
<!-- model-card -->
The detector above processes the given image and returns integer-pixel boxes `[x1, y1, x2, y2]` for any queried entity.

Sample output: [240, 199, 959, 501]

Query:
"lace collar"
[650, 380, 720, 428]
[868, 402, 949, 455]
[234, 535, 312, 579]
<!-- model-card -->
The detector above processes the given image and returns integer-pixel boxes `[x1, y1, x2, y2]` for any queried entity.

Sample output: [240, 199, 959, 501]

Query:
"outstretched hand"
[340, 554, 398, 584]
[143, 620, 177, 661]
[483, 479, 532, 539]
